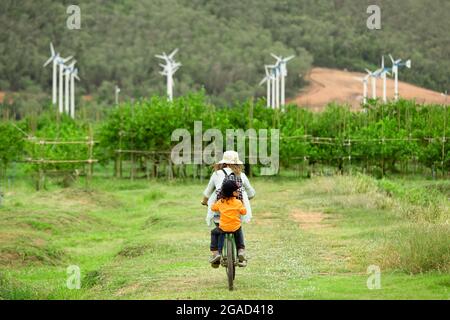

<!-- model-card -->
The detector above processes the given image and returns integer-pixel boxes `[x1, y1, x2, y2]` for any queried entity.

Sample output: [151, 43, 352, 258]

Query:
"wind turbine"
[64, 61, 76, 115]
[43, 43, 58, 105]
[259, 65, 273, 108]
[364, 56, 387, 102]
[57, 55, 73, 114]
[442, 90, 448, 104]
[365, 68, 378, 99]
[69, 68, 80, 119]
[380, 56, 392, 103]
[271, 54, 295, 106]
[354, 74, 370, 104]
[156, 48, 181, 102]
[389, 54, 412, 101]
[115, 85, 121, 105]
[274, 64, 280, 109]
[265, 64, 277, 109]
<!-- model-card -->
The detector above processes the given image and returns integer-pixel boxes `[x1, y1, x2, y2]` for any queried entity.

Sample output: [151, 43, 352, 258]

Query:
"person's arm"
[241, 173, 256, 199]
[238, 200, 247, 215]
[201, 173, 216, 204]
[211, 201, 220, 212]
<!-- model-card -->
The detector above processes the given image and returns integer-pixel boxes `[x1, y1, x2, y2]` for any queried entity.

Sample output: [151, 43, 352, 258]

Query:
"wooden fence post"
[130, 152, 135, 181]
[148, 156, 152, 181]
[114, 153, 119, 178]
[118, 132, 123, 178]
[87, 125, 94, 188]
[248, 99, 254, 178]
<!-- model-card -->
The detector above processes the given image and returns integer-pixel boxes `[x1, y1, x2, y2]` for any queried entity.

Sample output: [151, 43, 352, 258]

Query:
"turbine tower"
[64, 61, 76, 115]
[355, 74, 370, 104]
[156, 49, 181, 102]
[69, 67, 80, 119]
[380, 56, 392, 103]
[442, 90, 448, 105]
[365, 68, 378, 99]
[265, 64, 277, 108]
[389, 54, 412, 101]
[259, 65, 274, 108]
[274, 64, 280, 109]
[115, 85, 121, 105]
[43, 43, 58, 105]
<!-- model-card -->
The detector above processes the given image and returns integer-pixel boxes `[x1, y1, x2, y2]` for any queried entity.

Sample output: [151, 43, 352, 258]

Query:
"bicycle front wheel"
[226, 237, 235, 291]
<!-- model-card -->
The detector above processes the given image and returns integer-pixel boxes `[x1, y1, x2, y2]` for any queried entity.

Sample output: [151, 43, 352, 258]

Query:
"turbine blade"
[50, 43, 55, 56]
[270, 53, 281, 61]
[169, 48, 179, 58]
[62, 55, 73, 63]
[259, 77, 268, 86]
[389, 54, 394, 63]
[43, 57, 53, 67]
[285, 55, 295, 62]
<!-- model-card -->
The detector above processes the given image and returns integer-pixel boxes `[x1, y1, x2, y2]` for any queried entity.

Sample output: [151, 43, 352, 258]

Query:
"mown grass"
[0, 173, 449, 299]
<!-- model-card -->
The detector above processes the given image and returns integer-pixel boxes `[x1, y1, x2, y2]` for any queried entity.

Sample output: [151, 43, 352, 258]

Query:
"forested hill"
[0, 0, 449, 105]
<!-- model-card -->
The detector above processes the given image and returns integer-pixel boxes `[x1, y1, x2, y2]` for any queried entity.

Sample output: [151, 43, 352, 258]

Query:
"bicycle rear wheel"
[226, 237, 235, 291]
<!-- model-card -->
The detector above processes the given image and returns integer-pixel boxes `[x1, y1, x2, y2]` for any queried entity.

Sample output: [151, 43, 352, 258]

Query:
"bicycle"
[220, 232, 238, 291]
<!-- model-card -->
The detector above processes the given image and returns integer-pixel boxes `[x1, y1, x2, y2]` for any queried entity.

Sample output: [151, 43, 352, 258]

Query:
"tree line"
[1, 95, 448, 180]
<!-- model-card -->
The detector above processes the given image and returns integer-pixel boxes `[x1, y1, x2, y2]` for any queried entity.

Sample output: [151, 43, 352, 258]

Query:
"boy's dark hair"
[221, 180, 239, 199]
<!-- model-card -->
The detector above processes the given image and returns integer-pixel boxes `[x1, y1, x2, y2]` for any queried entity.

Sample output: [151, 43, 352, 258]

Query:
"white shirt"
[203, 167, 256, 226]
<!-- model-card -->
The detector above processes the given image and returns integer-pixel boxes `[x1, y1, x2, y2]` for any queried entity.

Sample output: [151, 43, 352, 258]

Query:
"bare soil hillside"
[291, 68, 447, 111]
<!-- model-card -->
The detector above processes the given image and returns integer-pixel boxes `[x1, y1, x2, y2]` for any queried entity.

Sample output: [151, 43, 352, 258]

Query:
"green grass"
[0, 173, 449, 299]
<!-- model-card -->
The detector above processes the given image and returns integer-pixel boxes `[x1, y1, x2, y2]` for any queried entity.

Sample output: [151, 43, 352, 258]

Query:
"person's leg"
[234, 227, 247, 264]
[234, 227, 245, 250]
[209, 226, 221, 266]
[217, 230, 225, 254]
[210, 226, 221, 252]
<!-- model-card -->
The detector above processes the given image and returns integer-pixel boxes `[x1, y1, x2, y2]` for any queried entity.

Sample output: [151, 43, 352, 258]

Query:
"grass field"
[0, 173, 449, 299]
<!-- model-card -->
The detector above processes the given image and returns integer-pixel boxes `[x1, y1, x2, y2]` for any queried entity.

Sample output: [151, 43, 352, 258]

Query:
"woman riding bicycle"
[201, 150, 256, 268]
